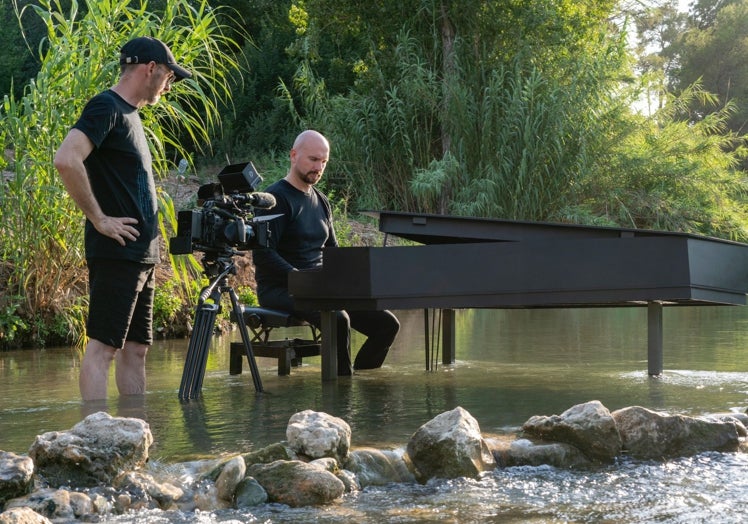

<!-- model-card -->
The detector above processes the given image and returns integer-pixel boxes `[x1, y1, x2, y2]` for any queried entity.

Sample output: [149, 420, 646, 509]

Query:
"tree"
[632, 0, 688, 112]
[676, 0, 748, 133]
[283, 0, 626, 219]
[689, 0, 738, 29]
[213, 0, 299, 158]
[0, 0, 49, 100]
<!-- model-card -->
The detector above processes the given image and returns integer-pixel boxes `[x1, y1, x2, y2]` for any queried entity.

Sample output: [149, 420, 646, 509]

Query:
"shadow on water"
[2, 307, 748, 522]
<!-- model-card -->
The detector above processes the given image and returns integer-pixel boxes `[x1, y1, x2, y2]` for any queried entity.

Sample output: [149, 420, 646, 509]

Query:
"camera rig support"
[178, 249, 263, 399]
[174, 162, 278, 399]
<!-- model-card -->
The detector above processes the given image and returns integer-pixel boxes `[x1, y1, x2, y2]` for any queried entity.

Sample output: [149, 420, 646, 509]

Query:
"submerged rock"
[612, 405, 740, 459]
[214, 456, 246, 502]
[344, 447, 416, 486]
[234, 477, 268, 507]
[113, 470, 184, 511]
[247, 459, 345, 507]
[498, 438, 592, 469]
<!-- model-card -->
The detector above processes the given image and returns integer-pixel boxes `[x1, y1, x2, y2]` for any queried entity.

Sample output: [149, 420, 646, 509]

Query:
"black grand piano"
[289, 211, 748, 381]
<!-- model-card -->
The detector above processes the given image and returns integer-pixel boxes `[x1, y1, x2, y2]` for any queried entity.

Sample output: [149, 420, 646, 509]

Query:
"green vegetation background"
[2, 0, 748, 349]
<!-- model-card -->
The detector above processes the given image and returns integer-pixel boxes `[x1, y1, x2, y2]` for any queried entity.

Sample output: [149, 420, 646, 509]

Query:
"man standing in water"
[54, 37, 191, 401]
[253, 130, 400, 375]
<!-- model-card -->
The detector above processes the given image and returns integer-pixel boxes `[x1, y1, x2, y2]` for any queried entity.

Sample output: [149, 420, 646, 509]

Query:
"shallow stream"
[2, 307, 748, 522]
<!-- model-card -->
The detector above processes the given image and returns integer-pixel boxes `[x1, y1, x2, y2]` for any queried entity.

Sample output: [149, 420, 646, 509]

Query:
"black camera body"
[169, 162, 278, 255]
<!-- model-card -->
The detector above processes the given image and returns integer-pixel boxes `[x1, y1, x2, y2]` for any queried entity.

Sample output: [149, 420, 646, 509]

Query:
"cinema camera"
[169, 162, 278, 255]
[174, 162, 278, 399]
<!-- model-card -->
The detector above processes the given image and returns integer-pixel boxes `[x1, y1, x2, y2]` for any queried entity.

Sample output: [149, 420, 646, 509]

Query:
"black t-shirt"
[253, 178, 337, 290]
[73, 89, 159, 263]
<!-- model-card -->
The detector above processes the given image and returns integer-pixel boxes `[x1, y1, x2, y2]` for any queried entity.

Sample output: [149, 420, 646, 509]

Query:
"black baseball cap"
[119, 36, 191, 81]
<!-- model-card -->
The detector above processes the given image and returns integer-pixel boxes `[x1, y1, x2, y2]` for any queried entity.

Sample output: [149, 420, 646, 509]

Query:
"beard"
[299, 170, 322, 185]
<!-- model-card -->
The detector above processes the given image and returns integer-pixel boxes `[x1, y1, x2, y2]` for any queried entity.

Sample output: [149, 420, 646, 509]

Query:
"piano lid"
[290, 234, 748, 310]
[366, 211, 742, 246]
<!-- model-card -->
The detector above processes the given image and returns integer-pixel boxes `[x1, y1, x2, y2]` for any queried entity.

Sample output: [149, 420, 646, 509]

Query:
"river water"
[2, 307, 748, 522]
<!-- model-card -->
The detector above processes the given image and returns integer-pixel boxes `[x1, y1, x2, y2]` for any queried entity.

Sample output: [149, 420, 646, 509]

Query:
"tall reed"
[0, 0, 241, 347]
[296, 20, 628, 222]
[573, 82, 748, 240]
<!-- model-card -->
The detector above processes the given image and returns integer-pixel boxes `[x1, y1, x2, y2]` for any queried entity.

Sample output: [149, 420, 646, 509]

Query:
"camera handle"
[178, 258, 263, 400]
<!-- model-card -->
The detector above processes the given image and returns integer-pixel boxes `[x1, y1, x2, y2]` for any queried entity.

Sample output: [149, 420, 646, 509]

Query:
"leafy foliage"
[277, 0, 748, 241]
[289, 1, 629, 221]
[571, 82, 748, 239]
[0, 0, 242, 347]
[5, 0, 748, 348]
[153, 279, 184, 337]
[0, 297, 28, 348]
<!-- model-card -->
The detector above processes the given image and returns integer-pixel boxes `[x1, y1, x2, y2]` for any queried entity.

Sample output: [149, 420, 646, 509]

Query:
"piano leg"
[320, 310, 338, 380]
[424, 308, 457, 370]
[424, 308, 431, 370]
[443, 309, 456, 365]
[648, 302, 663, 376]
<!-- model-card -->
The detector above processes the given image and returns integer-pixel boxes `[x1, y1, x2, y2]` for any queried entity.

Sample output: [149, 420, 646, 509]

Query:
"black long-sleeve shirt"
[252, 179, 337, 292]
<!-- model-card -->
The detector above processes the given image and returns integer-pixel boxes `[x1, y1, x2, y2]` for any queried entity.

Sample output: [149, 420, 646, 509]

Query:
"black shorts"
[87, 259, 155, 348]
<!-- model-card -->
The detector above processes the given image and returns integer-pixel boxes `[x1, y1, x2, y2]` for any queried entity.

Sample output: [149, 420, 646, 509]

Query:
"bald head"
[287, 130, 330, 191]
[293, 130, 329, 151]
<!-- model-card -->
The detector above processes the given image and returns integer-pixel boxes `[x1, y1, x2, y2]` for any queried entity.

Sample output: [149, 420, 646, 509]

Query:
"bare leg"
[115, 341, 149, 395]
[79, 338, 117, 401]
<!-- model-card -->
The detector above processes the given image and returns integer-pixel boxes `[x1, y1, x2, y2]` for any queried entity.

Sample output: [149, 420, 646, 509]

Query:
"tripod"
[178, 250, 263, 400]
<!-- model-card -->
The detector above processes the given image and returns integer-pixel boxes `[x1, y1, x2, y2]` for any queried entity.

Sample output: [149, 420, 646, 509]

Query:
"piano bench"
[229, 306, 321, 376]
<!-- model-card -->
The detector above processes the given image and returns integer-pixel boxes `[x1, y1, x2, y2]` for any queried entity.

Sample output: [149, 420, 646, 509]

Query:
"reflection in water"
[2, 307, 748, 522]
[115, 394, 147, 421]
[3, 307, 748, 456]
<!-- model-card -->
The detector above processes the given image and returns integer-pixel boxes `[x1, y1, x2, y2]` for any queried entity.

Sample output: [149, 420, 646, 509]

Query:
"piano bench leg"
[249, 340, 320, 376]
[229, 342, 244, 375]
[230, 341, 290, 375]
[230, 335, 321, 376]
[277, 349, 292, 376]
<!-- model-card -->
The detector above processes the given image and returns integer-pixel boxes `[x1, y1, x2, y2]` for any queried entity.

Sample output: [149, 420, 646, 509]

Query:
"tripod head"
[199, 248, 239, 281]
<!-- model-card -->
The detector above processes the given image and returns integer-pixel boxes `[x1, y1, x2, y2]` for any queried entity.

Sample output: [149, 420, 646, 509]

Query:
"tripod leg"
[192, 304, 219, 396]
[228, 289, 263, 393]
[178, 302, 219, 400]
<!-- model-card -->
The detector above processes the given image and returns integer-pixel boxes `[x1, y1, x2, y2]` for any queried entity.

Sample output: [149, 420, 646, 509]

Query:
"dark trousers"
[258, 286, 400, 375]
